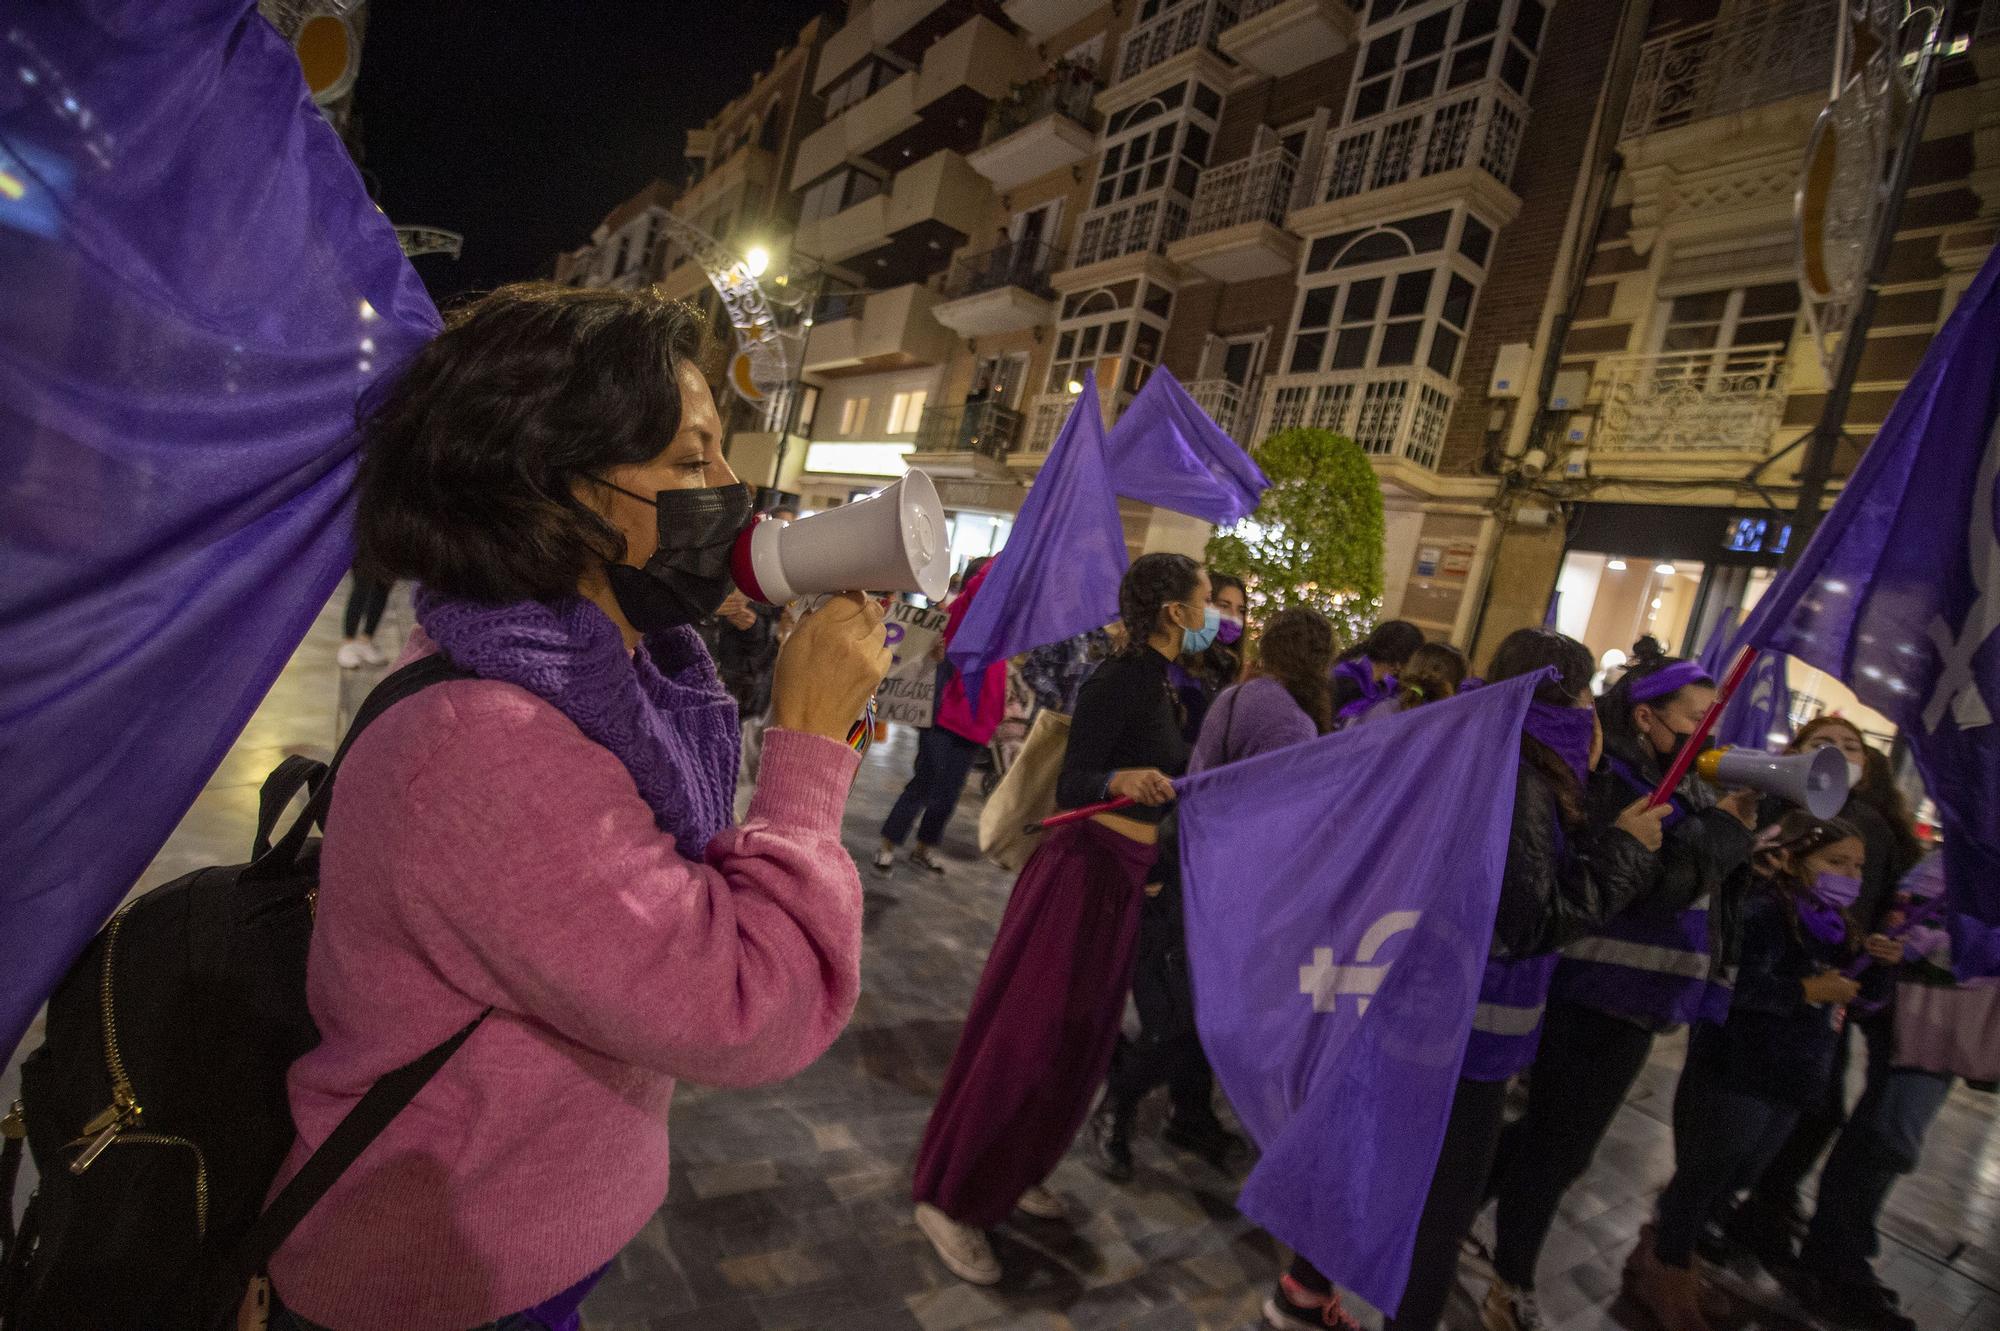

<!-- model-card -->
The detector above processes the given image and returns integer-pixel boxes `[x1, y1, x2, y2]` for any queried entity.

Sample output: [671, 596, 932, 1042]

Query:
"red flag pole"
[1646, 645, 1759, 810]
[1035, 795, 1137, 831]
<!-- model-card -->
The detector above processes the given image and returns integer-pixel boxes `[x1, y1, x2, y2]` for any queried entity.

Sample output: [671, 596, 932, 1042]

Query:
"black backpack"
[1, 656, 486, 1330]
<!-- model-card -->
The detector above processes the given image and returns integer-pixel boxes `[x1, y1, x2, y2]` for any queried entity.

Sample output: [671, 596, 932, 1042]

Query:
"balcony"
[1167, 146, 1302, 281]
[1310, 86, 1527, 218]
[1255, 367, 1457, 470]
[907, 400, 1027, 476]
[1071, 191, 1192, 270]
[1184, 377, 1255, 444]
[794, 150, 994, 267]
[932, 239, 1060, 336]
[1622, 0, 1834, 141]
[966, 69, 1101, 192]
[791, 16, 1037, 188]
[1220, 0, 1357, 78]
[1588, 346, 1791, 460]
[1114, 0, 1241, 86]
[801, 283, 958, 375]
[1003, 0, 1085, 39]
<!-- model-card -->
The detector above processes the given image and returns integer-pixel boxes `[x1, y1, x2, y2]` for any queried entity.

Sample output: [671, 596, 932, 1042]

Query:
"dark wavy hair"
[1336, 618, 1425, 669]
[1117, 553, 1202, 656]
[1395, 642, 1468, 710]
[1598, 651, 1711, 745]
[1254, 607, 1336, 734]
[355, 282, 715, 602]
[1487, 627, 1596, 823]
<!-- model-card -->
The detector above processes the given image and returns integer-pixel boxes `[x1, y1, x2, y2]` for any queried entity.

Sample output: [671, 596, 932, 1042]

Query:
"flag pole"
[1646, 645, 1759, 810]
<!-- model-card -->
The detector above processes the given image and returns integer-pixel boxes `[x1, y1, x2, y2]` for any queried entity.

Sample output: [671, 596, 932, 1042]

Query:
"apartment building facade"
[550, 0, 1997, 705]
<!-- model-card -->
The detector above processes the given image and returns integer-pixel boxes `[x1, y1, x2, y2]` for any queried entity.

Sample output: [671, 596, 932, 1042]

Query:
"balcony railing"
[1317, 85, 1527, 204]
[1185, 377, 1254, 442]
[1116, 0, 1241, 83]
[983, 67, 1102, 145]
[1073, 191, 1192, 267]
[1623, 0, 1835, 139]
[913, 400, 1027, 459]
[1188, 146, 1300, 237]
[1591, 345, 1791, 454]
[1256, 367, 1456, 470]
[943, 238, 1059, 301]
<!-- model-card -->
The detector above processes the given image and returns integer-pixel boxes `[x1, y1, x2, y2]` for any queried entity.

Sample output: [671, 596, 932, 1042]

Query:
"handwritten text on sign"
[877, 601, 950, 726]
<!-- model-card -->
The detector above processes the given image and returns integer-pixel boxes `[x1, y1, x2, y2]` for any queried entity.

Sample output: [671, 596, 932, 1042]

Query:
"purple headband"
[1628, 659, 1712, 703]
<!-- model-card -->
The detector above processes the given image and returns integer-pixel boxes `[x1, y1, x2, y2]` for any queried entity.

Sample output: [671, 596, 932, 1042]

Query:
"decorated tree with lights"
[1207, 427, 1385, 646]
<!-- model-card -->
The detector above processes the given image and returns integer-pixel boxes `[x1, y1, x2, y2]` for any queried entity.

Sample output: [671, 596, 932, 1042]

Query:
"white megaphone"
[1695, 744, 1850, 820]
[729, 469, 951, 604]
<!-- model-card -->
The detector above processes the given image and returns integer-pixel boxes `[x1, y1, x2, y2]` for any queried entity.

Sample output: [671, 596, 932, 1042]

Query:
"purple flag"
[1178, 673, 1541, 1314]
[1102, 366, 1270, 525]
[1736, 243, 2000, 966]
[1542, 589, 1560, 630]
[1716, 647, 1790, 752]
[1695, 606, 1740, 682]
[947, 374, 1127, 679]
[0, 3, 440, 1059]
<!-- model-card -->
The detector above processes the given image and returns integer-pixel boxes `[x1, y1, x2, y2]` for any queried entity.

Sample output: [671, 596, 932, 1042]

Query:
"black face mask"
[597, 480, 754, 634]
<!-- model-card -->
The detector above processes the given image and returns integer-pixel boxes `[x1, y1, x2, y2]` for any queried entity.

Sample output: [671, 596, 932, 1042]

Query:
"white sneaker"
[359, 640, 388, 666]
[1016, 1183, 1067, 1221]
[1482, 1279, 1547, 1331]
[336, 642, 366, 670]
[914, 1203, 1000, 1285]
[910, 845, 948, 875]
[872, 846, 896, 876]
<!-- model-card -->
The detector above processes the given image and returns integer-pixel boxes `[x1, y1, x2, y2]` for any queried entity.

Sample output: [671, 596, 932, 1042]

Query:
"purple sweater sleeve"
[1190, 678, 1317, 773]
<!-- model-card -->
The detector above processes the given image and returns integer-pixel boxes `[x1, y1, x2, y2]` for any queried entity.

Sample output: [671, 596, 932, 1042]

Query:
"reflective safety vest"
[1463, 952, 1561, 1082]
[1552, 754, 1732, 1028]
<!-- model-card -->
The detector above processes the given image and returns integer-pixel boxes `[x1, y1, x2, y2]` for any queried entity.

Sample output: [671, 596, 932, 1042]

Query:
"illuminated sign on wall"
[803, 442, 914, 478]
[1723, 516, 1792, 555]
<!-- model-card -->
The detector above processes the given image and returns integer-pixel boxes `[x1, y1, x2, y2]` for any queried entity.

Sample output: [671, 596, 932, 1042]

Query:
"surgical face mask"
[1845, 759, 1866, 788]
[1181, 604, 1222, 655]
[1811, 871, 1863, 911]
[597, 480, 754, 634]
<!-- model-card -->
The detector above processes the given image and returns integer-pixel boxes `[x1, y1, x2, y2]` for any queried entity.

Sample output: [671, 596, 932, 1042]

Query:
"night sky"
[351, 1, 831, 302]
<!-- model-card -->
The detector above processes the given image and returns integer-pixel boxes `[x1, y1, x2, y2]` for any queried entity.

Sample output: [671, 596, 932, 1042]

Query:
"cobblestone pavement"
[5, 581, 1996, 1330]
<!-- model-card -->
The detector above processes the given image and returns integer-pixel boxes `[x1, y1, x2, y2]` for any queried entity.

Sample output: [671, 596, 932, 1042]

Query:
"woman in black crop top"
[912, 555, 1210, 1286]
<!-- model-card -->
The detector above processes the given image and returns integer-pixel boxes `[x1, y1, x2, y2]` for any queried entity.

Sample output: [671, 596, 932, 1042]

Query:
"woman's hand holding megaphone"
[770, 592, 892, 745]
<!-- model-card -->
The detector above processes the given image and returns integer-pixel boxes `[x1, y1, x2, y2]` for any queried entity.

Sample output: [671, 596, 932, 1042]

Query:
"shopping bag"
[1893, 979, 2000, 1080]
[978, 708, 1070, 871]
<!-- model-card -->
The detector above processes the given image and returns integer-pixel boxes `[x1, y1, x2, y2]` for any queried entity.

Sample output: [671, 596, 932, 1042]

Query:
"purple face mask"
[1524, 701, 1595, 786]
[1216, 616, 1243, 647]
[1797, 897, 1849, 946]
[1811, 871, 1862, 910]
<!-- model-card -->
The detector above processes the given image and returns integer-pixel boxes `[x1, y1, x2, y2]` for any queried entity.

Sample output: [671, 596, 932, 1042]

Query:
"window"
[1348, 0, 1545, 122]
[799, 166, 884, 225]
[839, 396, 869, 435]
[825, 57, 903, 119]
[759, 102, 785, 152]
[886, 390, 928, 435]
[1092, 80, 1220, 209]
[1047, 316, 1130, 393]
[1306, 209, 1454, 273]
[1285, 256, 1482, 380]
[1653, 282, 1800, 387]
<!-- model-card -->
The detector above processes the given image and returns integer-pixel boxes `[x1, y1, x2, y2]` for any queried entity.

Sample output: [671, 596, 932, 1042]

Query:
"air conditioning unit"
[1548, 368, 1590, 412]
[1489, 342, 1532, 398]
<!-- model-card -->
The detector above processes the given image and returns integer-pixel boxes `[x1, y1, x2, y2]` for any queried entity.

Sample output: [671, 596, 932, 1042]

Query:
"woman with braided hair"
[912, 554, 1211, 1286]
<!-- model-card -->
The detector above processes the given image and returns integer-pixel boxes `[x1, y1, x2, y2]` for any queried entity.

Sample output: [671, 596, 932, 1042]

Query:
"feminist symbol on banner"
[1299, 911, 1422, 1017]
[1924, 420, 1999, 732]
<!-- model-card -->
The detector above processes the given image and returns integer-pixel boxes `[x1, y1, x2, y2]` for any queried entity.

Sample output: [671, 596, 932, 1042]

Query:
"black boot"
[1162, 1113, 1245, 1168]
[1086, 1103, 1134, 1183]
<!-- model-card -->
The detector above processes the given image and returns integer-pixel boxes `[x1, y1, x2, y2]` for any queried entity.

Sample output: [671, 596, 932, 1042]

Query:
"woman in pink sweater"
[267, 285, 889, 1331]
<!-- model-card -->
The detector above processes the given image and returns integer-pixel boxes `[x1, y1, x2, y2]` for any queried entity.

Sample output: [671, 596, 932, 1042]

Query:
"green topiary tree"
[1207, 427, 1385, 646]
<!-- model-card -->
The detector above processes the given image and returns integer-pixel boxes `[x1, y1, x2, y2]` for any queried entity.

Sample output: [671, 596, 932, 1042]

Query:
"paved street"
[7, 581, 1998, 1330]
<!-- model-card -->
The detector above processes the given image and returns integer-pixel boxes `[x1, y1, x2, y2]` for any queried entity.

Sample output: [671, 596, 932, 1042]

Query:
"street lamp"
[744, 245, 771, 278]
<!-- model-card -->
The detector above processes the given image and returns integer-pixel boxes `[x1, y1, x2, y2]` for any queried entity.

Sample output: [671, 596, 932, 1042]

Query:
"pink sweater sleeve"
[388, 686, 864, 1087]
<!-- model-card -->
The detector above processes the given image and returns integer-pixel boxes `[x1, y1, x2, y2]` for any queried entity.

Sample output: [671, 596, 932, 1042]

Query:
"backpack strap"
[251, 654, 471, 875]
[251, 756, 327, 861]
[213, 1008, 489, 1304]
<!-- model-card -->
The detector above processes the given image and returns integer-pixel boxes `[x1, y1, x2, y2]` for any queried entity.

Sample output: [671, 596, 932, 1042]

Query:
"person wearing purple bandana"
[1266, 628, 1667, 1331]
[1636, 813, 1892, 1331]
[1484, 652, 1761, 1331]
[263, 286, 890, 1331]
[1328, 618, 1424, 726]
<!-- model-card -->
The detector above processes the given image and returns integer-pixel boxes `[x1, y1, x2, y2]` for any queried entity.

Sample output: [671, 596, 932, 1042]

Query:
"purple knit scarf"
[415, 591, 741, 860]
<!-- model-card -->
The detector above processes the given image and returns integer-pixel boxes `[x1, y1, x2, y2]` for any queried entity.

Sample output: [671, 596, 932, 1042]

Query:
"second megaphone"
[730, 469, 951, 604]
[1695, 744, 1850, 820]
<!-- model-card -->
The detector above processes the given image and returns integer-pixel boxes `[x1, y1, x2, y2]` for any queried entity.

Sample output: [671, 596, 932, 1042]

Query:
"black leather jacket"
[1491, 760, 1659, 960]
